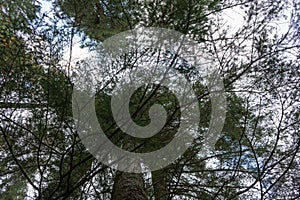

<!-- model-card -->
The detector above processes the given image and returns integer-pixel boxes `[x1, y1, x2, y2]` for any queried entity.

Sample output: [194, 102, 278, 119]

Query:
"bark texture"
[152, 169, 169, 200]
[111, 171, 147, 200]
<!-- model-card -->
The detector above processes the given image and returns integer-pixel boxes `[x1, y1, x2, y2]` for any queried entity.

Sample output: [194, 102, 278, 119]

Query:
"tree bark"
[152, 169, 169, 200]
[111, 136, 147, 200]
[111, 171, 147, 200]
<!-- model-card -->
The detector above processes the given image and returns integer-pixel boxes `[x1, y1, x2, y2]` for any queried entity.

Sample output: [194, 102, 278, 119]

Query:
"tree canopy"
[0, 0, 299, 199]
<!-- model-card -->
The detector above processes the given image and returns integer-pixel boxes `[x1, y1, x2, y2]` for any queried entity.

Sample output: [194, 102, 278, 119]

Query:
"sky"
[23, 0, 296, 198]
[36, 0, 293, 70]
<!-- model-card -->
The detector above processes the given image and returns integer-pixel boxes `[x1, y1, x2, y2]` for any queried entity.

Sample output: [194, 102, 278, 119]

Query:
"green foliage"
[144, 0, 221, 38]
[56, 0, 139, 41]
[0, 0, 299, 199]
[55, 0, 221, 43]
[0, 0, 40, 32]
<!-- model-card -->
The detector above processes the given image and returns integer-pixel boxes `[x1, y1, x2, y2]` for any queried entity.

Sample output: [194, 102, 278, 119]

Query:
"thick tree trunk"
[111, 171, 147, 200]
[111, 136, 147, 200]
[152, 169, 169, 200]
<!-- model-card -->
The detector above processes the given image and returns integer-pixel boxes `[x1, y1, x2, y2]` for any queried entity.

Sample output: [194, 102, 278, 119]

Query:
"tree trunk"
[152, 169, 169, 200]
[111, 136, 147, 200]
[111, 171, 147, 200]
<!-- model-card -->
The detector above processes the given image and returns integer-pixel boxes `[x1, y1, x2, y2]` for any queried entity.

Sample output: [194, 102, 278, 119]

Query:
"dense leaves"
[0, 0, 299, 199]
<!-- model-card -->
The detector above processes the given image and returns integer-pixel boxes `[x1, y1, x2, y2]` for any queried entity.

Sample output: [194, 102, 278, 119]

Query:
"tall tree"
[0, 0, 299, 199]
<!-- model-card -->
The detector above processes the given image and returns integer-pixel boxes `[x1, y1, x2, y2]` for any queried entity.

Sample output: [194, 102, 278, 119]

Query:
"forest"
[0, 0, 299, 199]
